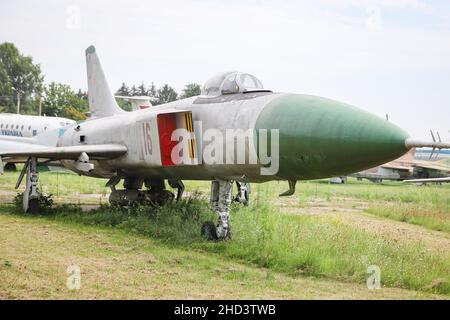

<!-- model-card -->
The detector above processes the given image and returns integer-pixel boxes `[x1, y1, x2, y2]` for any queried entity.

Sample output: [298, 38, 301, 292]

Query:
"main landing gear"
[108, 177, 183, 206]
[15, 157, 40, 214]
[108, 176, 235, 241]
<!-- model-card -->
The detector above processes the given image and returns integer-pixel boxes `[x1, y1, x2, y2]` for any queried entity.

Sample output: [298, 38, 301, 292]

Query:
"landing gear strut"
[23, 157, 39, 214]
[202, 180, 233, 241]
[168, 179, 185, 202]
[234, 181, 250, 206]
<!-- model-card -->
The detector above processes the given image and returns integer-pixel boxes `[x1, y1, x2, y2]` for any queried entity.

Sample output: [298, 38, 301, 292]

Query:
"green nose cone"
[255, 94, 410, 180]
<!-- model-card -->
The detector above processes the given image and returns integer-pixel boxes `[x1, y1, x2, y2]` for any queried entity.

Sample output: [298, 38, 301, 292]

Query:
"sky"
[0, 0, 449, 140]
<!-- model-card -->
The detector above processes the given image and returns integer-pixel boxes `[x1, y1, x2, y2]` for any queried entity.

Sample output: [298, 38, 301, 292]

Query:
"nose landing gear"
[201, 180, 233, 241]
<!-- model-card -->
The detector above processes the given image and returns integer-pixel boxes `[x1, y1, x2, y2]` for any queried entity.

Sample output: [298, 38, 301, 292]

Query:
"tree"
[137, 81, 147, 96]
[76, 89, 88, 99]
[41, 82, 88, 119]
[65, 89, 88, 118]
[180, 83, 201, 99]
[0, 66, 11, 112]
[116, 82, 130, 96]
[62, 106, 87, 121]
[156, 84, 178, 105]
[0, 42, 44, 114]
[42, 82, 72, 116]
[148, 82, 157, 98]
[130, 85, 138, 96]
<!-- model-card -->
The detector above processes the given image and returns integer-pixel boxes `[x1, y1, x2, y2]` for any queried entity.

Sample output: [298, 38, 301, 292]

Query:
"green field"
[0, 170, 449, 299]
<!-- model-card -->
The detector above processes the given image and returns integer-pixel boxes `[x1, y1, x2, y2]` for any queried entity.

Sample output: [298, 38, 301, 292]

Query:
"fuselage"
[58, 92, 410, 183]
[0, 114, 75, 138]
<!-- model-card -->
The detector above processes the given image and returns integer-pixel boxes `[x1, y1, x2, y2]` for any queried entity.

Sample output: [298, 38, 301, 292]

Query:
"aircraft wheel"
[4, 163, 17, 172]
[148, 190, 175, 206]
[201, 221, 218, 241]
[28, 198, 40, 214]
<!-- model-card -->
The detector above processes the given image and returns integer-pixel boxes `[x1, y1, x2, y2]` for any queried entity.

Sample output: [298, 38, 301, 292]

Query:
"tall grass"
[366, 204, 450, 233]
[298, 180, 450, 209]
[220, 205, 449, 294]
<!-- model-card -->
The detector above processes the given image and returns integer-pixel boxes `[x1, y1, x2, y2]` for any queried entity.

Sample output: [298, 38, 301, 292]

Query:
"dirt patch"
[0, 190, 17, 204]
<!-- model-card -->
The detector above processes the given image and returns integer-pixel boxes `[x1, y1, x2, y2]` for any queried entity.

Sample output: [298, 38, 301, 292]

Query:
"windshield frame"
[201, 71, 265, 97]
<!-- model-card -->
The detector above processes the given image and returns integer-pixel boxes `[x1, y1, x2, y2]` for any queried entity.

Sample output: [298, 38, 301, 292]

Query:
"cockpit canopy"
[201, 71, 266, 97]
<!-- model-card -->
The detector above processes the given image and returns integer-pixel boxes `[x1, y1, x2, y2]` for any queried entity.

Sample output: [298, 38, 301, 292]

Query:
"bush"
[14, 192, 54, 213]
[49, 192, 216, 245]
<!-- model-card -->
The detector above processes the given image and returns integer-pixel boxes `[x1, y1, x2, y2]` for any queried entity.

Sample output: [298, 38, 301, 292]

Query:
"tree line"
[0, 42, 201, 120]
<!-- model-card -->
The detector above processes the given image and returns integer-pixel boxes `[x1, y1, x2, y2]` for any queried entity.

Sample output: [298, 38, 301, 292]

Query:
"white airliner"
[0, 114, 75, 138]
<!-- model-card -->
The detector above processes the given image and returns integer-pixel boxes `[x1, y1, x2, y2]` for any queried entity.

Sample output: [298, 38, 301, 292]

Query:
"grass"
[0, 170, 449, 297]
[1, 213, 441, 299]
[365, 204, 450, 233]
[247, 179, 450, 233]
[2, 192, 449, 295]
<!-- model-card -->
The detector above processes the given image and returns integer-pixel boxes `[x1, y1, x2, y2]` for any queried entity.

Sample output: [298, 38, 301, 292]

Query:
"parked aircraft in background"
[353, 148, 450, 183]
[0, 114, 76, 170]
[0, 113, 75, 138]
[415, 148, 450, 160]
[1, 46, 449, 241]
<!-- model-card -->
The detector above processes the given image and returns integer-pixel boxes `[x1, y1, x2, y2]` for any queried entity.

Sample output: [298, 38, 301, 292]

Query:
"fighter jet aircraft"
[1, 45, 449, 240]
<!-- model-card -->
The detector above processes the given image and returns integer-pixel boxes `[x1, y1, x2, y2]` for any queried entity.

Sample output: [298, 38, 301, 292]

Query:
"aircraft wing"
[0, 144, 127, 161]
[403, 177, 450, 183]
[381, 164, 412, 171]
[411, 160, 450, 172]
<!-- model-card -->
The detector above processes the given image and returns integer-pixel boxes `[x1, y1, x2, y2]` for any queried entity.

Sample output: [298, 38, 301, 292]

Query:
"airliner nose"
[255, 94, 409, 180]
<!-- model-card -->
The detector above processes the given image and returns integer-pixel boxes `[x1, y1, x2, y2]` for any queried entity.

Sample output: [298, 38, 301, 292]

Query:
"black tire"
[4, 163, 17, 172]
[157, 190, 175, 206]
[28, 198, 40, 214]
[147, 190, 175, 206]
[201, 221, 218, 241]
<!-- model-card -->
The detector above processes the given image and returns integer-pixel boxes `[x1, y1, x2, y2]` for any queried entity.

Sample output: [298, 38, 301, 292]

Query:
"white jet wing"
[0, 143, 127, 161]
[0, 125, 127, 162]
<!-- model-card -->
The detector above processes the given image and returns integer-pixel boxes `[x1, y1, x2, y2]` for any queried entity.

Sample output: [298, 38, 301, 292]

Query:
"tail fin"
[85, 45, 125, 118]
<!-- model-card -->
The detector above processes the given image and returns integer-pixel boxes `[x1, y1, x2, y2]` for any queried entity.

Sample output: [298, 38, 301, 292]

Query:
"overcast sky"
[1, 0, 449, 140]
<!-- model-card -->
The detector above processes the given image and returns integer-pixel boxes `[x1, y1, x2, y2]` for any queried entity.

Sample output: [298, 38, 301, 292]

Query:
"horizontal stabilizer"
[115, 95, 156, 111]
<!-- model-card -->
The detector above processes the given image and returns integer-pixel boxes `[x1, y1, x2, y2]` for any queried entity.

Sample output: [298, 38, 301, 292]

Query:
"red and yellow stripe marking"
[184, 112, 195, 159]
